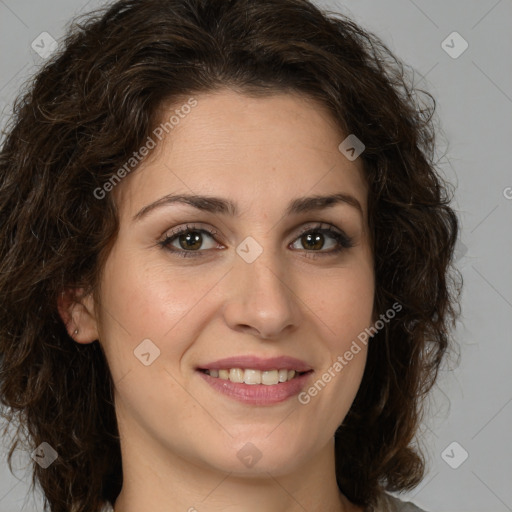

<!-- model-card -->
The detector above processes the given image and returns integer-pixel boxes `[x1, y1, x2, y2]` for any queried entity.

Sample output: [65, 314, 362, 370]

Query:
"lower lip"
[197, 370, 313, 405]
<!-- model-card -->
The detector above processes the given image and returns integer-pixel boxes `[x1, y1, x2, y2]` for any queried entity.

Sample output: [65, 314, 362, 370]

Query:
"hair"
[0, 0, 462, 511]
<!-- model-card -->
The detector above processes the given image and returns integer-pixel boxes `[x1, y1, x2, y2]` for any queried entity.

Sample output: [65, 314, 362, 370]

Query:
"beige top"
[100, 493, 427, 511]
[375, 493, 428, 511]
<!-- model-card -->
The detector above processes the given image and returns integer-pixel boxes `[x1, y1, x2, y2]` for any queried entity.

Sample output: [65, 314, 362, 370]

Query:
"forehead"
[115, 89, 368, 221]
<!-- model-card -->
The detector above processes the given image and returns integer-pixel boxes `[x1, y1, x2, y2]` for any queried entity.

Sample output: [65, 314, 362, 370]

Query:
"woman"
[0, 1, 462, 511]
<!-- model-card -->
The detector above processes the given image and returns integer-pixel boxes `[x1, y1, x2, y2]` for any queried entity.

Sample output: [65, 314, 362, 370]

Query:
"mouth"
[195, 355, 314, 405]
[197, 368, 311, 385]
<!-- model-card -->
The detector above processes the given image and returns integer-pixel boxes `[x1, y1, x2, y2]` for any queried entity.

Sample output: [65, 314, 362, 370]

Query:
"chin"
[199, 432, 313, 477]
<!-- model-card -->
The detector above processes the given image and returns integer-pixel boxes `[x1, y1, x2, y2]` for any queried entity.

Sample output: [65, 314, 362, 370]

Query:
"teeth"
[244, 369, 261, 385]
[229, 368, 244, 383]
[205, 368, 302, 384]
[261, 370, 278, 385]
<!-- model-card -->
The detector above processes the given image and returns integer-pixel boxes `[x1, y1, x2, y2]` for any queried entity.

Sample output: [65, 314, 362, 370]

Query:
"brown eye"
[301, 232, 326, 250]
[159, 225, 221, 257]
[176, 231, 203, 251]
[290, 225, 354, 255]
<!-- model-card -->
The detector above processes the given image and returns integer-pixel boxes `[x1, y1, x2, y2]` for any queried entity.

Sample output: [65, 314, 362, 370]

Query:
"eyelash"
[158, 223, 354, 259]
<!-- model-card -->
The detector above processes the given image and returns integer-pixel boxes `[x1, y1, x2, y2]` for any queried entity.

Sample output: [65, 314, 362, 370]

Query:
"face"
[87, 89, 375, 478]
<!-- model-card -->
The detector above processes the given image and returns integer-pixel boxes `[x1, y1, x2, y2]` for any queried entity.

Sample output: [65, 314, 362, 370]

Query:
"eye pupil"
[179, 231, 202, 250]
[302, 233, 324, 250]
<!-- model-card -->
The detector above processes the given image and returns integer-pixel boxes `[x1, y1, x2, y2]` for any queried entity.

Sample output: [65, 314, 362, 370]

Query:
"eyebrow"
[133, 192, 363, 221]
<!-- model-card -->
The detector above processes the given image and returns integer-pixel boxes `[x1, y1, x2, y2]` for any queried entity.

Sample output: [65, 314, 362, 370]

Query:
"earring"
[73, 329, 79, 335]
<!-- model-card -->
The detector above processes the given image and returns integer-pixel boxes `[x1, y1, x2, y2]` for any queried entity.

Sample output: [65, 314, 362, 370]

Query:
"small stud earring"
[73, 329, 79, 335]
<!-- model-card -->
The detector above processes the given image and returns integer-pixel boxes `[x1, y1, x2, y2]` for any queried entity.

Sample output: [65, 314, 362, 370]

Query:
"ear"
[57, 287, 99, 344]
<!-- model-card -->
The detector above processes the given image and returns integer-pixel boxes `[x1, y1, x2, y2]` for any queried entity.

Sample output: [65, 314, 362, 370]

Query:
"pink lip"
[197, 355, 312, 372]
[197, 370, 313, 405]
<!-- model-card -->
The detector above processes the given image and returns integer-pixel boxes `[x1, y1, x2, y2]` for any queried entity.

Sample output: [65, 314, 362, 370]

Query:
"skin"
[58, 89, 375, 512]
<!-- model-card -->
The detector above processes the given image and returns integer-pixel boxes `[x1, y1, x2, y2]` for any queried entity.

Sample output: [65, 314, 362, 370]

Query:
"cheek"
[97, 249, 225, 373]
[296, 269, 372, 428]
[300, 263, 373, 420]
[303, 264, 375, 348]
[100, 249, 200, 332]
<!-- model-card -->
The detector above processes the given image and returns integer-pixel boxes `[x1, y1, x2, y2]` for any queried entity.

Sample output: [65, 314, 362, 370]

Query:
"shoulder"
[374, 492, 429, 512]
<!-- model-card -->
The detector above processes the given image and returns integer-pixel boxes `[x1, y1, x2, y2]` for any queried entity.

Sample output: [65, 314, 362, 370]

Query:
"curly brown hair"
[0, 0, 462, 511]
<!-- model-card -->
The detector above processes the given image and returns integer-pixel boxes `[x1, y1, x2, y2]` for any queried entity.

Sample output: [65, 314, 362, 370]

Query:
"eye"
[289, 223, 354, 256]
[159, 224, 222, 258]
[159, 222, 354, 258]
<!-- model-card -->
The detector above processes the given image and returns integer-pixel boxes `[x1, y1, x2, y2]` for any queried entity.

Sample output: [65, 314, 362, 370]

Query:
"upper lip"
[197, 355, 313, 372]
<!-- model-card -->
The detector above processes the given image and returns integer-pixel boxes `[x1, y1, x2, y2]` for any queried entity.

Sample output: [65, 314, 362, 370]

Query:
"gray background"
[1, 1, 511, 511]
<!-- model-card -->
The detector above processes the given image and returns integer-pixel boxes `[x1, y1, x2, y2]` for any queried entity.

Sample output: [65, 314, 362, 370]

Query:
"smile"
[197, 369, 313, 405]
[200, 368, 307, 385]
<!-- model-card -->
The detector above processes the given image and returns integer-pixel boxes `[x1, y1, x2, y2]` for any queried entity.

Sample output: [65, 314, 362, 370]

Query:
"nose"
[221, 246, 301, 340]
